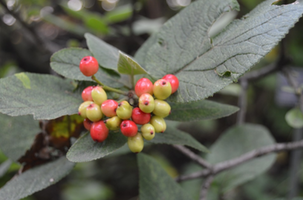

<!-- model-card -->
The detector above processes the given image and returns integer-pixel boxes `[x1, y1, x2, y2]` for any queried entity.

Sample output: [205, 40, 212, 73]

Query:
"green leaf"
[0, 157, 74, 200]
[0, 114, 40, 161]
[207, 123, 276, 192]
[66, 131, 127, 162]
[117, 51, 147, 75]
[285, 107, 303, 129]
[138, 153, 193, 200]
[105, 4, 132, 23]
[166, 100, 239, 121]
[135, 0, 303, 103]
[50, 48, 124, 88]
[0, 160, 12, 178]
[149, 123, 208, 152]
[0, 73, 82, 120]
[85, 33, 120, 71]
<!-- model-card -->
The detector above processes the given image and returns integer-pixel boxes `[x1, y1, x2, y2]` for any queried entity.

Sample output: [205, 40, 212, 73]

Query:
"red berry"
[83, 118, 93, 130]
[101, 100, 118, 117]
[82, 86, 95, 101]
[120, 120, 138, 137]
[131, 107, 151, 125]
[135, 78, 154, 97]
[162, 74, 179, 94]
[79, 56, 99, 77]
[90, 121, 109, 142]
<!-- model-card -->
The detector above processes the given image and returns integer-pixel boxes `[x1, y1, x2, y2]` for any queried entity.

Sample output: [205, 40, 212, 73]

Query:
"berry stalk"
[92, 75, 128, 96]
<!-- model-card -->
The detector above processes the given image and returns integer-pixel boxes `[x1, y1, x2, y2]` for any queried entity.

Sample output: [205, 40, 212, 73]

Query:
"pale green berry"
[127, 132, 144, 153]
[91, 86, 107, 105]
[152, 99, 171, 118]
[153, 79, 172, 100]
[116, 101, 133, 119]
[141, 124, 155, 140]
[139, 93, 155, 113]
[78, 101, 93, 118]
[150, 116, 166, 133]
[105, 116, 122, 131]
[86, 103, 103, 122]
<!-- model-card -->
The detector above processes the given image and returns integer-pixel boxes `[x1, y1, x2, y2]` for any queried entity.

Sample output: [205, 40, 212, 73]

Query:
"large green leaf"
[0, 114, 40, 161]
[0, 157, 74, 200]
[207, 124, 276, 192]
[117, 51, 147, 75]
[135, 0, 303, 103]
[50, 48, 124, 88]
[66, 131, 127, 162]
[138, 153, 193, 200]
[166, 100, 238, 121]
[0, 73, 82, 120]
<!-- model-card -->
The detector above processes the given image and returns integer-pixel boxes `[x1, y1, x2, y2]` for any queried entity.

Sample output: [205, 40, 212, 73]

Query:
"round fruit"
[104, 116, 121, 131]
[79, 56, 99, 77]
[120, 120, 138, 137]
[135, 78, 153, 97]
[83, 118, 93, 130]
[81, 86, 94, 101]
[86, 103, 103, 122]
[91, 86, 107, 105]
[141, 124, 155, 140]
[131, 107, 151, 125]
[101, 99, 118, 117]
[150, 116, 166, 133]
[116, 101, 132, 119]
[78, 101, 93, 118]
[153, 79, 172, 100]
[152, 99, 171, 118]
[90, 121, 109, 142]
[127, 132, 144, 153]
[162, 74, 179, 94]
[139, 93, 155, 113]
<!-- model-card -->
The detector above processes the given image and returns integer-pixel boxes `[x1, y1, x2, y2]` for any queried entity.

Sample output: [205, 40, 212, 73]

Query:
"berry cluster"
[78, 56, 179, 153]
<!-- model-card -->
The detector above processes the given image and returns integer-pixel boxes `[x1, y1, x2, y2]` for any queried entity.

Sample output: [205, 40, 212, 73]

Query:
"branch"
[199, 175, 214, 200]
[236, 79, 248, 125]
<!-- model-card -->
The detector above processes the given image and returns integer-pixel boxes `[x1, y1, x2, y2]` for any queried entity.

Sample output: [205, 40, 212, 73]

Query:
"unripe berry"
[101, 99, 118, 117]
[81, 86, 94, 101]
[83, 118, 93, 130]
[120, 120, 138, 137]
[86, 103, 103, 122]
[139, 93, 155, 113]
[91, 86, 107, 105]
[152, 99, 171, 118]
[79, 56, 99, 77]
[135, 78, 153, 97]
[127, 132, 144, 153]
[162, 74, 179, 94]
[153, 79, 172, 100]
[90, 121, 109, 142]
[104, 116, 121, 131]
[141, 124, 155, 140]
[131, 107, 151, 125]
[150, 116, 166, 133]
[116, 101, 132, 119]
[78, 101, 93, 118]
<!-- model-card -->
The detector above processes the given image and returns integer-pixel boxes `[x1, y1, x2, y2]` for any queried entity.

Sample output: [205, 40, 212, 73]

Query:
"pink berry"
[81, 86, 95, 101]
[101, 100, 118, 117]
[120, 120, 138, 137]
[83, 118, 93, 130]
[135, 78, 153, 97]
[79, 56, 99, 77]
[162, 74, 179, 94]
[90, 121, 109, 142]
[131, 107, 151, 125]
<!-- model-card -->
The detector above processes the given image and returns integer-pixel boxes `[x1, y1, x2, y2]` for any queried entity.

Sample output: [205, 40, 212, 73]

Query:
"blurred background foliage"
[0, 0, 303, 199]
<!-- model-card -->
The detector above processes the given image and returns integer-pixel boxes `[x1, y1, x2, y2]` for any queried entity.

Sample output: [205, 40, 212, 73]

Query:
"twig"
[200, 175, 214, 200]
[173, 145, 211, 169]
[236, 79, 248, 124]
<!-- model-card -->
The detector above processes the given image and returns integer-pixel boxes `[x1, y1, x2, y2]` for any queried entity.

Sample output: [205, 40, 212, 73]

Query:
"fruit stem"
[131, 74, 135, 89]
[92, 75, 128, 95]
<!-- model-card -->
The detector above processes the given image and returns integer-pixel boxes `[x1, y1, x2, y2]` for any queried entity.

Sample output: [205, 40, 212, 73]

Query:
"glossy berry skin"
[92, 86, 107, 105]
[153, 100, 171, 118]
[135, 78, 153, 97]
[78, 101, 93, 118]
[79, 56, 99, 77]
[141, 124, 155, 140]
[104, 116, 121, 131]
[150, 116, 166, 133]
[162, 74, 179, 94]
[127, 132, 144, 153]
[153, 79, 172, 100]
[101, 100, 118, 117]
[131, 107, 151, 125]
[81, 86, 94, 101]
[139, 93, 155, 113]
[83, 118, 93, 130]
[90, 121, 109, 142]
[120, 120, 138, 137]
[116, 101, 132, 119]
[86, 103, 103, 122]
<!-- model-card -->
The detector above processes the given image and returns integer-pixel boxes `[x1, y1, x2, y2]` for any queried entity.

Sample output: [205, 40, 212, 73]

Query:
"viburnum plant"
[0, 0, 303, 199]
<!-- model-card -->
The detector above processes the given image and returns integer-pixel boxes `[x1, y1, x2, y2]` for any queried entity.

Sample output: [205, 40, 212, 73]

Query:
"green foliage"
[285, 107, 303, 129]
[117, 51, 147, 75]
